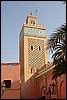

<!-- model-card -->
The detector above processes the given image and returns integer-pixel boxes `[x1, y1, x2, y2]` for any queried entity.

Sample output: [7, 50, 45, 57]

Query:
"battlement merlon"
[19, 13, 46, 38]
[24, 13, 46, 30]
[23, 23, 46, 30]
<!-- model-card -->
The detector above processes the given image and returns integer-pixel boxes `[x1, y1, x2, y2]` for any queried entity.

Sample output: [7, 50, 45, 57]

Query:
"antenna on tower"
[35, 9, 38, 16]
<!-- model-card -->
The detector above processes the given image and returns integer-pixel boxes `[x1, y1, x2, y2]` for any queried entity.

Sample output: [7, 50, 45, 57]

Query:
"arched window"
[31, 20, 35, 25]
[39, 46, 41, 50]
[31, 68, 32, 74]
[31, 46, 33, 50]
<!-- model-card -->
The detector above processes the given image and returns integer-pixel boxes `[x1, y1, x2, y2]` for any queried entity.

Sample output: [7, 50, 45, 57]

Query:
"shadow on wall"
[20, 73, 39, 99]
[1, 80, 20, 99]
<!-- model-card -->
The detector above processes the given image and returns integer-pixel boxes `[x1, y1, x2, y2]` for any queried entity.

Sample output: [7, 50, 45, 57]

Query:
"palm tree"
[47, 23, 66, 79]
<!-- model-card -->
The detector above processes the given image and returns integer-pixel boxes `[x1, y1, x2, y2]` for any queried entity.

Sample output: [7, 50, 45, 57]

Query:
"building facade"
[1, 13, 66, 99]
[1, 63, 20, 99]
[35, 63, 66, 99]
[19, 12, 48, 98]
[19, 13, 66, 99]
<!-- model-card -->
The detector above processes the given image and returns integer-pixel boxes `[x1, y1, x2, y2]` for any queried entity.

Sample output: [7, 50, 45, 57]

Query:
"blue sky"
[1, 1, 66, 62]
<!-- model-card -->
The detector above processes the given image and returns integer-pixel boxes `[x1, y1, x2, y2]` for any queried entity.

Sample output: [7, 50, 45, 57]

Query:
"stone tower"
[19, 12, 48, 83]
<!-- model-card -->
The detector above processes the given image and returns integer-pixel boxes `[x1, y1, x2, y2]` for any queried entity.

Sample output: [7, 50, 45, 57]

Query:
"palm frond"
[47, 24, 66, 79]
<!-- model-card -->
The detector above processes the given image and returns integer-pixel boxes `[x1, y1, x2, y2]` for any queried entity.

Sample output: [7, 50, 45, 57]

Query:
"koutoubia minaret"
[19, 12, 48, 98]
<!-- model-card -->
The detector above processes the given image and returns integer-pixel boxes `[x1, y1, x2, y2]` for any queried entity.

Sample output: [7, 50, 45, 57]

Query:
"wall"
[21, 72, 66, 99]
[1, 63, 20, 99]
[21, 75, 37, 99]
[56, 74, 66, 99]
[36, 74, 66, 99]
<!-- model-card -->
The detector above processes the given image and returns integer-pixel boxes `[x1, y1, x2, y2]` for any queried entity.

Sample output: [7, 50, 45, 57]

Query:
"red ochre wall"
[56, 74, 66, 99]
[21, 76, 37, 99]
[22, 73, 66, 99]
[36, 74, 66, 99]
[1, 63, 66, 99]
[1, 63, 20, 99]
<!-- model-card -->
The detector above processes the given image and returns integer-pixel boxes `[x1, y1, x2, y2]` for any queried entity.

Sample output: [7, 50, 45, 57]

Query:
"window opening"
[31, 46, 33, 50]
[4, 80, 11, 88]
[8, 64, 12, 68]
[39, 46, 41, 50]
[31, 68, 32, 74]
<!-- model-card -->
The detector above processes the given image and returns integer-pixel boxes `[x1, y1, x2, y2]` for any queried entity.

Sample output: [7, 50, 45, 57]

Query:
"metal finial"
[30, 11, 32, 15]
[35, 9, 37, 16]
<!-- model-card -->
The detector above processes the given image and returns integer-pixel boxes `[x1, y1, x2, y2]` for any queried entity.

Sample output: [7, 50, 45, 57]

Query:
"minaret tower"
[19, 12, 48, 83]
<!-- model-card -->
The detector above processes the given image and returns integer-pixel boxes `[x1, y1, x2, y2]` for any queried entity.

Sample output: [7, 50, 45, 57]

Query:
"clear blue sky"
[1, 1, 66, 62]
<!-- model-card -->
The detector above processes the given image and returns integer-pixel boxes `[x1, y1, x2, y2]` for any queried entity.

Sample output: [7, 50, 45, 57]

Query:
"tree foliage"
[47, 23, 66, 79]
